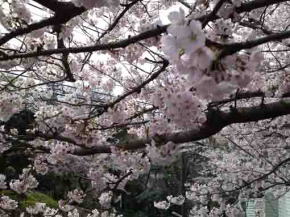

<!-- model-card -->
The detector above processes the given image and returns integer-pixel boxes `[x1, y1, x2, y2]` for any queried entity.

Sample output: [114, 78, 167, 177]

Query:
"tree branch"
[32, 0, 71, 12]
[209, 90, 264, 107]
[220, 29, 290, 57]
[77, 60, 169, 120]
[81, 0, 141, 68]
[0, 26, 167, 60]
[0, 3, 85, 46]
[0, 17, 57, 46]
[71, 99, 290, 155]
[55, 25, 75, 82]
[1, 0, 288, 60]
[202, 0, 227, 28]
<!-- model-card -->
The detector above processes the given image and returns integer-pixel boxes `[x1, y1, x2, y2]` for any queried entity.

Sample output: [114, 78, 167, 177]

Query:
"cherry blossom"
[9, 168, 38, 194]
[0, 196, 18, 210]
[153, 200, 170, 210]
[167, 195, 185, 205]
[67, 189, 86, 204]
[98, 191, 113, 209]
[26, 203, 47, 215]
[0, 0, 290, 216]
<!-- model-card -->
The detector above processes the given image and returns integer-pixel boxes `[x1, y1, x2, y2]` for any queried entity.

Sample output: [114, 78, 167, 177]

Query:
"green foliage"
[21, 191, 58, 208]
[0, 190, 19, 201]
[0, 190, 58, 208]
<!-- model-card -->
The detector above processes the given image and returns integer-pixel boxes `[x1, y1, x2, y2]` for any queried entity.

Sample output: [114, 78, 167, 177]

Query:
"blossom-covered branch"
[1, 0, 288, 60]
[72, 99, 290, 155]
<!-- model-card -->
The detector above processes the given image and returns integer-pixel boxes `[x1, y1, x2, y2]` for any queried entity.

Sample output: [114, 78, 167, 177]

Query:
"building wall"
[246, 200, 257, 217]
[278, 192, 290, 217]
[245, 193, 279, 217]
[264, 194, 278, 217]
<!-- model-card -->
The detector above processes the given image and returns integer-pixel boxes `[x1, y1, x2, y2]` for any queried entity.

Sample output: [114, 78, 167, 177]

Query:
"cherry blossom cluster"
[58, 199, 75, 213]
[86, 209, 122, 217]
[33, 154, 49, 175]
[67, 189, 86, 204]
[48, 141, 74, 165]
[154, 195, 185, 210]
[0, 93, 23, 121]
[146, 141, 179, 166]
[26, 202, 47, 215]
[87, 167, 107, 193]
[160, 8, 263, 103]
[183, 115, 290, 216]
[167, 195, 185, 205]
[0, 0, 31, 31]
[21, 202, 123, 217]
[189, 204, 244, 217]
[153, 200, 170, 210]
[0, 0, 290, 216]
[151, 85, 204, 128]
[110, 148, 150, 179]
[98, 191, 113, 209]
[9, 168, 38, 194]
[0, 195, 18, 210]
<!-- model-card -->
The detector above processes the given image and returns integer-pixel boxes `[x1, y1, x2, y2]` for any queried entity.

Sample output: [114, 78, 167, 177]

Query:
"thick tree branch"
[2, 28, 290, 62]
[220, 29, 290, 57]
[0, 26, 167, 60]
[55, 25, 75, 82]
[235, 0, 289, 13]
[198, 0, 290, 23]
[202, 0, 227, 28]
[0, 3, 85, 46]
[0, 17, 57, 47]
[1, 0, 288, 60]
[209, 90, 264, 107]
[32, 0, 71, 12]
[71, 99, 290, 155]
